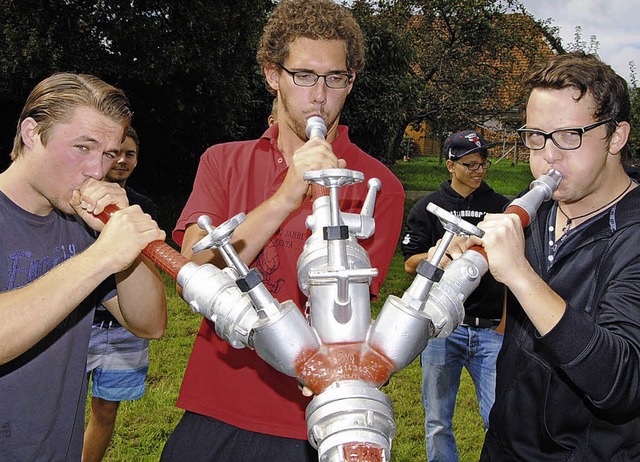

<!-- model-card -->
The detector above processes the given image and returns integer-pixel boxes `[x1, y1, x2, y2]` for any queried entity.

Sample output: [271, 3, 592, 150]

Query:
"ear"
[608, 121, 630, 155]
[446, 159, 455, 173]
[264, 65, 280, 93]
[20, 117, 40, 150]
[346, 69, 356, 95]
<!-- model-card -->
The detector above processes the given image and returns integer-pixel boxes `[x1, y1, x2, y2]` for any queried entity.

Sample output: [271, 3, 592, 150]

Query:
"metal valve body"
[174, 167, 561, 462]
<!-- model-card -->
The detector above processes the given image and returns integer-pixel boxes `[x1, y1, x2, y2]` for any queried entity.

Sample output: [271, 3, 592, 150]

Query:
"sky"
[518, 0, 640, 84]
[338, 0, 640, 85]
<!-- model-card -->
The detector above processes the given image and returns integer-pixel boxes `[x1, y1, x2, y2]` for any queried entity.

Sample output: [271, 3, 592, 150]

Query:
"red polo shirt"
[173, 125, 405, 439]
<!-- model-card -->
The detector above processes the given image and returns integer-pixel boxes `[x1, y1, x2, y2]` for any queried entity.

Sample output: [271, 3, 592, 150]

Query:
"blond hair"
[11, 73, 132, 160]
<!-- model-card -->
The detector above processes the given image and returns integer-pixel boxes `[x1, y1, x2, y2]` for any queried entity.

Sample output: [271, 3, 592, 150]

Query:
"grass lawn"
[391, 155, 533, 196]
[92, 156, 534, 461]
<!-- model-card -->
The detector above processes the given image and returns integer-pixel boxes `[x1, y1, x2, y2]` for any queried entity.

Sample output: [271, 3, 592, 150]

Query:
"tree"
[0, 0, 565, 189]
[0, 0, 112, 170]
[341, 0, 563, 164]
[0, 0, 275, 196]
[344, 0, 421, 165]
[411, 0, 561, 142]
[628, 62, 640, 165]
[85, 0, 275, 193]
[566, 26, 600, 54]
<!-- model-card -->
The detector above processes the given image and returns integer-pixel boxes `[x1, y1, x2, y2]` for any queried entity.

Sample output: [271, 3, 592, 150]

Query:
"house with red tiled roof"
[404, 13, 562, 163]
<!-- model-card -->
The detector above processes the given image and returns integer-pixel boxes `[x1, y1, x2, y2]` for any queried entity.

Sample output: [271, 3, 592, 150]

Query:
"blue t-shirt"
[0, 191, 111, 461]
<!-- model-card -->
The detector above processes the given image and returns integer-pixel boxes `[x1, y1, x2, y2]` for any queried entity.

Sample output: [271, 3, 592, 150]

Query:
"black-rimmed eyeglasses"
[517, 118, 615, 151]
[455, 160, 492, 171]
[278, 64, 353, 89]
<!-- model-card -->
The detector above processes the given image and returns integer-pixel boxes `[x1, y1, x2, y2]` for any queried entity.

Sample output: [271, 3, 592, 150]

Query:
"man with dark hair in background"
[83, 127, 160, 462]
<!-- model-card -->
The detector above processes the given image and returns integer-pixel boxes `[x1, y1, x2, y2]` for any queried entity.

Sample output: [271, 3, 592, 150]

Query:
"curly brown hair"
[256, 0, 365, 74]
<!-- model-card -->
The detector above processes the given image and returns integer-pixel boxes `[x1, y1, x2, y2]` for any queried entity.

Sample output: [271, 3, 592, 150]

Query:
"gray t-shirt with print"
[0, 191, 111, 461]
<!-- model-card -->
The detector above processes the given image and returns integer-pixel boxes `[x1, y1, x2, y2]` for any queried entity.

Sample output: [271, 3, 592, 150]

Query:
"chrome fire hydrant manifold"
[172, 152, 561, 460]
[92, 114, 561, 461]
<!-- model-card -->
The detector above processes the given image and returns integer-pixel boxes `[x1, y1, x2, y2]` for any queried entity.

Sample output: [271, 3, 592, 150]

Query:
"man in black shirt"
[84, 127, 159, 462]
[402, 130, 508, 462]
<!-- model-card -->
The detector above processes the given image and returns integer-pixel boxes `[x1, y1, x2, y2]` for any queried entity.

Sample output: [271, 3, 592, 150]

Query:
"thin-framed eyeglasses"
[517, 118, 615, 151]
[455, 160, 492, 171]
[278, 64, 353, 89]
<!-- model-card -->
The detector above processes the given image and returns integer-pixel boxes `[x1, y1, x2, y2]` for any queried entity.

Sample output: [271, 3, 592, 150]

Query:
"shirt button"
[277, 158, 283, 164]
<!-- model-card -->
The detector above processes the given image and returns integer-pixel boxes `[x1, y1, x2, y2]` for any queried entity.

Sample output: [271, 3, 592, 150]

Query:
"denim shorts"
[86, 321, 149, 401]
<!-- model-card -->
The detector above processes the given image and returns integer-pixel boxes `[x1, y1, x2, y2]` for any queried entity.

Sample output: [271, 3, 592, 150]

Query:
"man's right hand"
[274, 137, 346, 213]
[70, 179, 130, 232]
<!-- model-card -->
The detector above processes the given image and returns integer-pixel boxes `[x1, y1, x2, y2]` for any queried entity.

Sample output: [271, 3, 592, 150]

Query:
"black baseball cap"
[443, 130, 498, 160]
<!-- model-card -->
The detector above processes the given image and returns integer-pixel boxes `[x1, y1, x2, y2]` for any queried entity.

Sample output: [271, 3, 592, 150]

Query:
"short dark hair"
[525, 51, 630, 140]
[126, 126, 139, 152]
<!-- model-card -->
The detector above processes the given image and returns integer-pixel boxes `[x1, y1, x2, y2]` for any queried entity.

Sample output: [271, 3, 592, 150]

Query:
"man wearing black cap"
[402, 130, 508, 462]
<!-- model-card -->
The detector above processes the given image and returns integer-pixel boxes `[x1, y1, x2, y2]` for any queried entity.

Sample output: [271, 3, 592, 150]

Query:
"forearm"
[112, 255, 167, 338]
[182, 192, 294, 267]
[541, 298, 640, 411]
[233, 193, 297, 264]
[505, 264, 566, 336]
[0, 246, 116, 364]
[473, 213, 565, 335]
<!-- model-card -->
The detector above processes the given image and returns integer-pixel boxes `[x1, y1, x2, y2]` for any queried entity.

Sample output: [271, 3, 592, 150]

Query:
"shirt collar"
[261, 124, 354, 161]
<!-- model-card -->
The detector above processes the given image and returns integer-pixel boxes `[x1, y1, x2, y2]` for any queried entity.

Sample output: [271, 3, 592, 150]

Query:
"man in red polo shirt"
[161, 0, 405, 461]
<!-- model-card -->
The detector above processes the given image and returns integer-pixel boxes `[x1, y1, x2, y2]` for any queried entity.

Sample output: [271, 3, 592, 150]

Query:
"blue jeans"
[421, 325, 503, 462]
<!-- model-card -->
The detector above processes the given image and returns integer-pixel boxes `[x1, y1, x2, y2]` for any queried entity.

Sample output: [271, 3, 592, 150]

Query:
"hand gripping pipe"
[367, 167, 563, 374]
[97, 155, 560, 461]
[281, 167, 560, 461]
